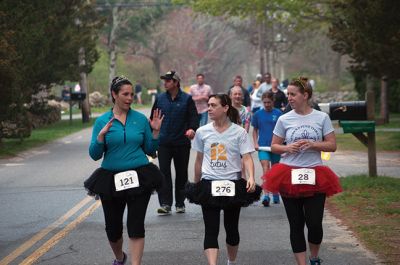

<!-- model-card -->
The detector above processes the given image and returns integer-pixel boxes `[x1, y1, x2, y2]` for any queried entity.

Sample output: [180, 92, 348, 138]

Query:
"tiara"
[113, 75, 130, 86]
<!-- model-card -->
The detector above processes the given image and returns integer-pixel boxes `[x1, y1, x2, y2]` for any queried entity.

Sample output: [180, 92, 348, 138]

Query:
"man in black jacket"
[151, 70, 199, 215]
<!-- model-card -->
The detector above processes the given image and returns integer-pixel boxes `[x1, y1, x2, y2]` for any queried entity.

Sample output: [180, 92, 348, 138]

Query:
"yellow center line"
[0, 196, 93, 265]
[19, 200, 101, 265]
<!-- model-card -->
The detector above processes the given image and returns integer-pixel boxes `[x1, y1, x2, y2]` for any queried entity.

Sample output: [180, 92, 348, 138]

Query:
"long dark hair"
[209, 93, 241, 125]
[110, 76, 132, 103]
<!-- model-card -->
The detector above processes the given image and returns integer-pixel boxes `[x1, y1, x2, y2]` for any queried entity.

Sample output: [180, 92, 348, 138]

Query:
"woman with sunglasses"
[262, 77, 342, 265]
[186, 94, 261, 265]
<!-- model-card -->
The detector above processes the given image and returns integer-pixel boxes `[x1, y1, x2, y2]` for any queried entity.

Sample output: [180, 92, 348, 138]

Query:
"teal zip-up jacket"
[89, 109, 158, 171]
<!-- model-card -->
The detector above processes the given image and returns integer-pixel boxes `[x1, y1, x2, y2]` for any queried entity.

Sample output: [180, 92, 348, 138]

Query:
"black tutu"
[84, 163, 164, 199]
[185, 178, 262, 208]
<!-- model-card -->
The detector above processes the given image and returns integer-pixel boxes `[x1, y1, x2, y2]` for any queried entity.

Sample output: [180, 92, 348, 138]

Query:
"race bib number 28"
[211, 180, 235, 197]
[114, 170, 140, 191]
[291, 168, 316, 185]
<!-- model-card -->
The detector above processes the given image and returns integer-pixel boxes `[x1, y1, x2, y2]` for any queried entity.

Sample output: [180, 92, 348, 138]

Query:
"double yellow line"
[0, 196, 100, 265]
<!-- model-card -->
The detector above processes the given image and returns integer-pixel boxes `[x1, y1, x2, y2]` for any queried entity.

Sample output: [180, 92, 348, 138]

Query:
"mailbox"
[70, 92, 86, 101]
[328, 101, 367, 121]
[339, 120, 375, 133]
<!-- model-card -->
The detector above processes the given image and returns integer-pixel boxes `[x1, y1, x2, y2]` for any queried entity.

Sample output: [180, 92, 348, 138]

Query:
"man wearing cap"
[151, 70, 199, 215]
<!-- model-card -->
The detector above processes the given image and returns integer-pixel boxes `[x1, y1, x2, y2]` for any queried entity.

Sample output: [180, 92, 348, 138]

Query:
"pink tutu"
[262, 163, 342, 198]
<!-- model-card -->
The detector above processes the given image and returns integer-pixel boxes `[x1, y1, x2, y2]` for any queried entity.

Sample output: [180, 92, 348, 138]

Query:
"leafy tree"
[178, 0, 338, 81]
[96, 0, 171, 90]
[0, 0, 103, 140]
[328, 0, 400, 117]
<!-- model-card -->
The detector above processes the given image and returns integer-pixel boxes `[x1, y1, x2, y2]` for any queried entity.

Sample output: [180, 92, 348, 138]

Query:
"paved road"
[1, 108, 396, 264]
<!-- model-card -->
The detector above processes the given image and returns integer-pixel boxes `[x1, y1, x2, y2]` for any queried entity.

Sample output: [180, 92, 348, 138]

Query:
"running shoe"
[309, 257, 322, 265]
[112, 252, 127, 265]
[157, 205, 171, 215]
[262, 195, 270, 207]
[272, 194, 280, 204]
[176, 206, 185, 213]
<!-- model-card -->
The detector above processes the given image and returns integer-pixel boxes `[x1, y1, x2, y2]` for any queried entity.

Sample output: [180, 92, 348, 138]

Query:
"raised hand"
[97, 117, 115, 142]
[150, 108, 164, 131]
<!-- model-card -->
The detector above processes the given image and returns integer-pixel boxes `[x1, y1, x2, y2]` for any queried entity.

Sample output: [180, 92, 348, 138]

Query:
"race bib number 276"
[211, 180, 235, 197]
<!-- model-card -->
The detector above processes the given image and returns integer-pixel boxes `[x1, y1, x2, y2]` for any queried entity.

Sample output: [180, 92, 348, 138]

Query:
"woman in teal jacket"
[87, 76, 163, 265]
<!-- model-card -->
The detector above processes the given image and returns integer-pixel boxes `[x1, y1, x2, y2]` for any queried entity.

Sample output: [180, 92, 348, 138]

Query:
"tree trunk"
[259, 22, 265, 75]
[380, 76, 389, 123]
[108, 6, 119, 100]
[330, 53, 341, 91]
[79, 47, 90, 123]
[265, 48, 270, 74]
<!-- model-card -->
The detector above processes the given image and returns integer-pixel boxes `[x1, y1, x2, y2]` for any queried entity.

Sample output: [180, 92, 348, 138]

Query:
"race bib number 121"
[114, 170, 140, 191]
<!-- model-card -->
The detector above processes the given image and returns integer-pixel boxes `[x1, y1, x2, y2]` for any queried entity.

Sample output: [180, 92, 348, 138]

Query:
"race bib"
[211, 180, 235, 197]
[291, 168, 316, 185]
[114, 170, 139, 191]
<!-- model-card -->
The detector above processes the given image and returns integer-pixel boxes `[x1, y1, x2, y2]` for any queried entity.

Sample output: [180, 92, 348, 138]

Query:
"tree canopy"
[328, 0, 400, 79]
[0, 0, 103, 139]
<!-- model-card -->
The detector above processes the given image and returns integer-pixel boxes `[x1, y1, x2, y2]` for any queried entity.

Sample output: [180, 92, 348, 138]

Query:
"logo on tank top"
[210, 143, 227, 169]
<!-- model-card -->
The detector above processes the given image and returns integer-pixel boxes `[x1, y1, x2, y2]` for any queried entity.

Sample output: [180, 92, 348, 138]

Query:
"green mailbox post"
[320, 100, 377, 177]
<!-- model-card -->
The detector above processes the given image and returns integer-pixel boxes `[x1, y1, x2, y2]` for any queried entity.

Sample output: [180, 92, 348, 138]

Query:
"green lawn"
[336, 113, 400, 151]
[336, 131, 400, 151]
[328, 176, 400, 265]
[0, 119, 94, 159]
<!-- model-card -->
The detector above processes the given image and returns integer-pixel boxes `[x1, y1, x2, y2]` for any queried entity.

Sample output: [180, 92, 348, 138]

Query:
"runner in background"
[251, 91, 282, 206]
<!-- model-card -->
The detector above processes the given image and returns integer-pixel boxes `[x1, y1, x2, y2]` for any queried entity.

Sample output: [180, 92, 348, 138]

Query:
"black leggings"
[282, 193, 326, 253]
[201, 205, 241, 249]
[100, 192, 151, 242]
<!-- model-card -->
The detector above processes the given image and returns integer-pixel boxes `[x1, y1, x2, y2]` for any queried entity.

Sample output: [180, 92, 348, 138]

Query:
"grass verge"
[0, 119, 94, 159]
[327, 175, 400, 265]
[336, 131, 400, 151]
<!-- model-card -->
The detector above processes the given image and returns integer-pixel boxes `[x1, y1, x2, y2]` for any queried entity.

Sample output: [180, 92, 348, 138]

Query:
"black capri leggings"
[100, 192, 151, 242]
[282, 193, 326, 253]
[201, 205, 241, 249]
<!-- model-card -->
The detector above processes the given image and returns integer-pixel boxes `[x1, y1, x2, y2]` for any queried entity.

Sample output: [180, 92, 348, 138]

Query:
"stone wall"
[313, 91, 360, 103]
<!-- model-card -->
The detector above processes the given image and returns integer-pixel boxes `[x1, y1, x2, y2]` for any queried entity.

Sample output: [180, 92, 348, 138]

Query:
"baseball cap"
[160, 70, 181, 82]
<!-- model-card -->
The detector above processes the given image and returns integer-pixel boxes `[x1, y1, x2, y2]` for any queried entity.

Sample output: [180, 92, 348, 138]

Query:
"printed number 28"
[298, 174, 309, 180]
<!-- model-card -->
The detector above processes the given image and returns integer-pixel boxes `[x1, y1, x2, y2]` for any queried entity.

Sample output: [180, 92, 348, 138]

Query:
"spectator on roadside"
[86, 75, 164, 265]
[151, 70, 199, 215]
[74, 83, 81, 92]
[61, 85, 71, 101]
[189, 73, 213, 126]
[135, 81, 143, 104]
